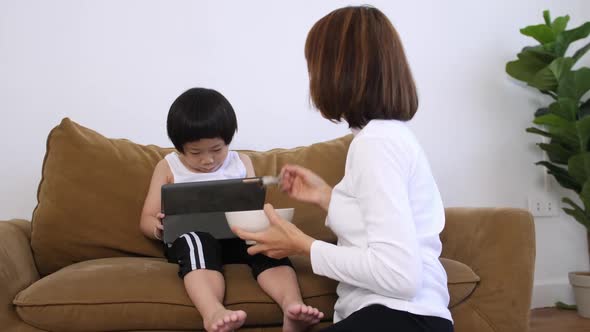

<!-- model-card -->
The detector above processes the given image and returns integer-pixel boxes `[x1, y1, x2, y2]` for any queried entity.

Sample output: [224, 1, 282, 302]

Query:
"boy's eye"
[190, 152, 201, 155]
[212, 149, 222, 152]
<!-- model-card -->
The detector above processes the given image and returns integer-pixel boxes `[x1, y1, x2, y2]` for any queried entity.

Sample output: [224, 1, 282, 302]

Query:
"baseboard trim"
[532, 279, 575, 308]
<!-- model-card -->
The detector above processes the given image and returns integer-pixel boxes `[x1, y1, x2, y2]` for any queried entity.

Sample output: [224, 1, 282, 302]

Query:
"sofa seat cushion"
[14, 257, 338, 332]
[14, 256, 478, 332]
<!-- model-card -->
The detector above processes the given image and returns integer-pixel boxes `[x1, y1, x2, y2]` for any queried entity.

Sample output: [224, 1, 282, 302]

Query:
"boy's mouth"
[198, 164, 219, 172]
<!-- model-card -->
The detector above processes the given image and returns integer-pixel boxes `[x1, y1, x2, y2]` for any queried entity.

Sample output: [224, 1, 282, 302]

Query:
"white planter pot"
[569, 271, 590, 318]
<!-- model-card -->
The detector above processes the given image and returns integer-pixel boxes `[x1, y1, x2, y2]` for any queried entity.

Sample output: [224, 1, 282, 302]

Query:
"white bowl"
[225, 208, 294, 244]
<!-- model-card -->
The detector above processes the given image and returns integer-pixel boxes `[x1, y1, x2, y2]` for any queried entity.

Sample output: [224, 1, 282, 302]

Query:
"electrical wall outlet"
[528, 195, 560, 217]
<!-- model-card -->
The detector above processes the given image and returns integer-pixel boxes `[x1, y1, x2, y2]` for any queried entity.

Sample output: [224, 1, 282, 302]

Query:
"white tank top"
[164, 151, 247, 183]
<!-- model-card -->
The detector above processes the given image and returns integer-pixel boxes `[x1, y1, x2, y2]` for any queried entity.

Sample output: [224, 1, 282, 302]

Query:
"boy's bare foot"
[205, 308, 247, 332]
[283, 303, 324, 332]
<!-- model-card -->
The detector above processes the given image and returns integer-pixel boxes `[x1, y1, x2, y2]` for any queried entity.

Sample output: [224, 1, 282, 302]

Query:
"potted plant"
[505, 10, 590, 317]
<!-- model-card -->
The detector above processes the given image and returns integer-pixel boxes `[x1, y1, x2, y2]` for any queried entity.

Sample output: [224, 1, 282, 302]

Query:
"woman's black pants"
[320, 304, 453, 332]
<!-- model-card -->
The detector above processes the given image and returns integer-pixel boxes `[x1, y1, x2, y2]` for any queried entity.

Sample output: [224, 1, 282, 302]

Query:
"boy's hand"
[154, 213, 165, 240]
[156, 212, 165, 221]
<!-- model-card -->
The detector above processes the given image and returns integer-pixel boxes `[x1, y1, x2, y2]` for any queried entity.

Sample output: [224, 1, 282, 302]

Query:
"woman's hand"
[280, 164, 332, 211]
[231, 204, 316, 259]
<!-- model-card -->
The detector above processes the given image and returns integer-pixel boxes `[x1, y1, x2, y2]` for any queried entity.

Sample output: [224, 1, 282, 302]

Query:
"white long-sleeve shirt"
[310, 119, 452, 323]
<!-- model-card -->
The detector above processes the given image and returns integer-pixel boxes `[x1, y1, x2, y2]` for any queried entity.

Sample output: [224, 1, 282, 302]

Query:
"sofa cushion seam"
[14, 292, 338, 307]
[467, 302, 499, 332]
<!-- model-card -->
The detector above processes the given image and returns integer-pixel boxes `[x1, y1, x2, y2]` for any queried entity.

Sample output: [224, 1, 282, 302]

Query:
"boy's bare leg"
[256, 266, 324, 332]
[184, 269, 247, 332]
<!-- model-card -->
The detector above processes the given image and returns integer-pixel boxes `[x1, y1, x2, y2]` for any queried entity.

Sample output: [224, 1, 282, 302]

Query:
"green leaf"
[506, 60, 541, 84]
[526, 128, 575, 151]
[521, 24, 556, 44]
[548, 57, 575, 82]
[574, 69, 590, 100]
[540, 90, 558, 100]
[548, 98, 577, 121]
[556, 301, 577, 310]
[551, 15, 570, 35]
[542, 41, 559, 55]
[554, 22, 590, 56]
[506, 46, 559, 84]
[561, 22, 590, 46]
[576, 115, 590, 150]
[526, 46, 559, 63]
[563, 197, 585, 213]
[581, 99, 590, 118]
[533, 114, 579, 148]
[537, 161, 581, 192]
[506, 47, 556, 84]
[573, 41, 590, 63]
[526, 126, 552, 138]
[568, 152, 590, 184]
[538, 142, 573, 164]
[558, 68, 590, 100]
[534, 107, 550, 117]
[563, 197, 590, 229]
[524, 57, 576, 92]
[543, 10, 551, 26]
[530, 66, 558, 91]
[581, 181, 590, 212]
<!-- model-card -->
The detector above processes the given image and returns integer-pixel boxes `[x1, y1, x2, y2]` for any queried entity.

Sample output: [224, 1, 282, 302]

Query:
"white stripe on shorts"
[180, 233, 198, 270]
[189, 232, 206, 269]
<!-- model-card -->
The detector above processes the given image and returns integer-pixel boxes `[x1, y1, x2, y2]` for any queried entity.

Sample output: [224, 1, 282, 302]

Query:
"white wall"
[1, 0, 589, 308]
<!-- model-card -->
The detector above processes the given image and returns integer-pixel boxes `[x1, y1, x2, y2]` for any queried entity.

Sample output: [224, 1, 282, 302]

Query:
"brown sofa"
[0, 118, 535, 332]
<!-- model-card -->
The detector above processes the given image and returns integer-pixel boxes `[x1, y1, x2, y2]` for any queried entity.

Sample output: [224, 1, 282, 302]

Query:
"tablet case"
[161, 178, 266, 244]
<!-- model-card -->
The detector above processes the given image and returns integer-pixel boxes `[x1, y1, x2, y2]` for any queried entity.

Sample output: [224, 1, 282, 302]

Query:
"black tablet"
[161, 177, 266, 244]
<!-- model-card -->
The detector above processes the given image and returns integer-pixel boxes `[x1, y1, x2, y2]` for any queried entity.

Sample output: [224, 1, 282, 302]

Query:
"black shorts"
[164, 231, 293, 279]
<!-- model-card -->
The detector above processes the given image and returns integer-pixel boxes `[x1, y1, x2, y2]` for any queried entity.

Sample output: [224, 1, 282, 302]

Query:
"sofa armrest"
[0, 220, 40, 330]
[441, 208, 535, 332]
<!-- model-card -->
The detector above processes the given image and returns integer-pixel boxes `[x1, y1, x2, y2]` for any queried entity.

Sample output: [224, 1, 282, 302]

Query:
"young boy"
[140, 88, 323, 332]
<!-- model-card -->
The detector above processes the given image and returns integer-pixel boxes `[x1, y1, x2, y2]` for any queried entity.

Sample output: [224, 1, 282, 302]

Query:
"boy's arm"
[140, 159, 173, 240]
[239, 153, 256, 177]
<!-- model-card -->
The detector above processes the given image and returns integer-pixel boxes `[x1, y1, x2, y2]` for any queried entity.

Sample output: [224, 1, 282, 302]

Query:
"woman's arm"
[139, 159, 172, 240]
[309, 137, 422, 300]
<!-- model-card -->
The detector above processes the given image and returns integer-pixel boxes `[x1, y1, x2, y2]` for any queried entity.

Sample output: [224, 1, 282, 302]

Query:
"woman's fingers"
[280, 164, 307, 190]
[279, 168, 294, 192]
[231, 226, 263, 243]
[282, 163, 306, 174]
[247, 243, 266, 255]
[284, 164, 313, 181]
[247, 245, 288, 259]
[235, 201, 308, 259]
[264, 203, 282, 226]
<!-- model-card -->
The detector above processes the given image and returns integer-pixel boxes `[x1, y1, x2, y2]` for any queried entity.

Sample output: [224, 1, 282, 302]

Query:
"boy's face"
[180, 138, 229, 173]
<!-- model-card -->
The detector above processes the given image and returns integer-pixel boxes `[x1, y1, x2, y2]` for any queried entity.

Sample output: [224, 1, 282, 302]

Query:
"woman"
[233, 5, 453, 332]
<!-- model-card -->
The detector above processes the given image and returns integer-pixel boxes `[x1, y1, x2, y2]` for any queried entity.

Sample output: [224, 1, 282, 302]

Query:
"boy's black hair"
[167, 88, 237, 153]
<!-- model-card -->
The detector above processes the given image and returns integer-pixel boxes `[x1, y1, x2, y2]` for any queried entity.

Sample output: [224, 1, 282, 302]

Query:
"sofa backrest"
[31, 118, 352, 276]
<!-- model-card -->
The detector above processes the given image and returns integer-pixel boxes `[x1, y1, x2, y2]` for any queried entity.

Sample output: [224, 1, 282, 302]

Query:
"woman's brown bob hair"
[305, 6, 418, 128]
